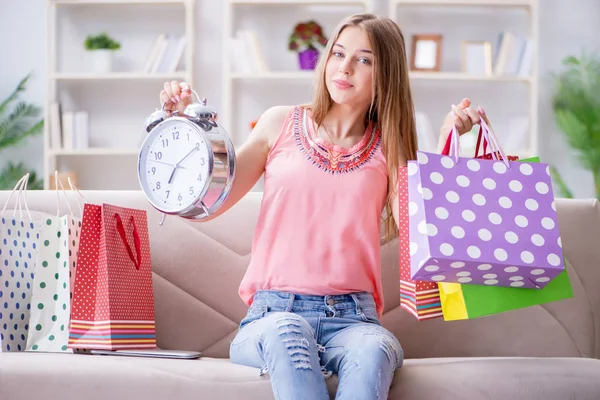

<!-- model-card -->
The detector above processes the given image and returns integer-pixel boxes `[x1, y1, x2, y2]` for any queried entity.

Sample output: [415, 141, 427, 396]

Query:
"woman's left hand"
[436, 98, 486, 152]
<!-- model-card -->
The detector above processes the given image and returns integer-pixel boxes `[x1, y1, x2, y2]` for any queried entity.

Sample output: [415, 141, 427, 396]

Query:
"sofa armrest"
[555, 198, 600, 359]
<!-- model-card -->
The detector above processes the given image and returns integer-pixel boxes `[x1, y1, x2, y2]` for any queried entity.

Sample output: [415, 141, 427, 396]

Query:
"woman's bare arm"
[196, 105, 292, 222]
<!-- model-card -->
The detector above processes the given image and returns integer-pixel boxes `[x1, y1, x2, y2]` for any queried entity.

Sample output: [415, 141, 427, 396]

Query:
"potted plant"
[0, 73, 44, 190]
[84, 32, 121, 73]
[288, 20, 328, 70]
[550, 52, 600, 199]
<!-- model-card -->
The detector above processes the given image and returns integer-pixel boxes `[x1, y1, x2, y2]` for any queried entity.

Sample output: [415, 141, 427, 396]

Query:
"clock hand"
[149, 159, 174, 167]
[167, 166, 177, 184]
[150, 159, 188, 170]
[175, 146, 198, 167]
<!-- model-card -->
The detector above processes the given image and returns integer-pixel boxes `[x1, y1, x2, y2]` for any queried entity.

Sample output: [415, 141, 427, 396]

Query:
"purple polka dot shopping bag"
[0, 175, 41, 352]
[408, 118, 564, 289]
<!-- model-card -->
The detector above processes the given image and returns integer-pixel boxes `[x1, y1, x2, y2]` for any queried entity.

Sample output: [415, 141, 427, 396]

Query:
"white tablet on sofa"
[90, 348, 202, 359]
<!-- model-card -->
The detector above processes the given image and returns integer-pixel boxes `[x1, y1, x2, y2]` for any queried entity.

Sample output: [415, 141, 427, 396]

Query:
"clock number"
[197, 173, 202, 181]
[189, 187, 194, 195]
[162, 139, 169, 147]
[172, 131, 180, 140]
[151, 167, 156, 175]
[195, 142, 200, 150]
[165, 190, 170, 198]
[178, 193, 183, 201]
[200, 157, 205, 166]
[156, 182, 161, 190]
[154, 152, 163, 160]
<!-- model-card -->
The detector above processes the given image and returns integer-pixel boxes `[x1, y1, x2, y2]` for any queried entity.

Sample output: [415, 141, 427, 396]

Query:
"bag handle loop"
[114, 213, 141, 270]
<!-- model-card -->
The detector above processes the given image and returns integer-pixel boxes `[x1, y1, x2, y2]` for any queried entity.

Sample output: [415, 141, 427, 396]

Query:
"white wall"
[0, 0, 598, 197]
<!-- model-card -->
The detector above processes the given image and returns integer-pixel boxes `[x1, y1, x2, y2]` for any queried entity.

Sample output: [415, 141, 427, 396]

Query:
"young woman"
[161, 13, 484, 400]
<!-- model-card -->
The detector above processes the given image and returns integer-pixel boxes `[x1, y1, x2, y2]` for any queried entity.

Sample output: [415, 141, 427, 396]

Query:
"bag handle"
[1, 174, 28, 217]
[54, 171, 74, 218]
[479, 117, 510, 168]
[440, 125, 460, 159]
[441, 125, 461, 162]
[67, 176, 84, 216]
[444, 123, 497, 160]
[1, 174, 33, 221]
[114, 213, 141, 270]
[474, 127, 492, 159]
[441, 114, 510, 168]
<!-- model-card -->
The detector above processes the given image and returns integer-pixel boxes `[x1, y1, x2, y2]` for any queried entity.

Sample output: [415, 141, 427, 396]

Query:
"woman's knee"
[345, 326, 404, 369]
[260, 312, 318, 369]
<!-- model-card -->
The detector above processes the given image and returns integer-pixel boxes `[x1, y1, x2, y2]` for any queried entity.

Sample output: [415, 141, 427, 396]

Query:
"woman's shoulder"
[254, 105, 301, 151]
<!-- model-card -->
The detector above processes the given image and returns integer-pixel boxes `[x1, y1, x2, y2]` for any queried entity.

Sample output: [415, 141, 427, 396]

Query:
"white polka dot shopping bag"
[68, 202, 156, 350]
[25, 174, 82, 353]
[408, 119, 564, 289]
[0, 175, 41, 352]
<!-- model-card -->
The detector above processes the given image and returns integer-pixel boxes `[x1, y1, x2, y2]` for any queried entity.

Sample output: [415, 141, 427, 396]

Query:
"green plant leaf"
[0, 102, 44, 149]
[0, 162, 43, 190]
[0, 73, 31, 117]
[84, 32, 121, 51]
[552, 51, 600, 197]
[548, 165, 574, 198]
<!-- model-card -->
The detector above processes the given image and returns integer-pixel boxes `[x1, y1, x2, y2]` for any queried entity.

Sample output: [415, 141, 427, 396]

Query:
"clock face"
[138, 118, 211, 213]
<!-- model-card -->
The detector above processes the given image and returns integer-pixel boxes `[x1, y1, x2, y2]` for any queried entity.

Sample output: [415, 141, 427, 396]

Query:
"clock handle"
[114, 213, 142, 270]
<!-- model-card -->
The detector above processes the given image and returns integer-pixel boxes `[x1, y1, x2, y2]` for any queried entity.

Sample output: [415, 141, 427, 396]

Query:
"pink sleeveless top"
[238, 106, 389, 316]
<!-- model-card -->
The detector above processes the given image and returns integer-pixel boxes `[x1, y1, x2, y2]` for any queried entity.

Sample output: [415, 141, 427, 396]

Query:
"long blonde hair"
[309, 13, 418, 240]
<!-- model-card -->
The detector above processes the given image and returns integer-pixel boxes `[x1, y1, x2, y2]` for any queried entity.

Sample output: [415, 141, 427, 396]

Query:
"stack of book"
[493, 31, 534, 77]
[229, 29, 268, 75]
[48, 103, 89, 151]
[144, 33, 187, 74]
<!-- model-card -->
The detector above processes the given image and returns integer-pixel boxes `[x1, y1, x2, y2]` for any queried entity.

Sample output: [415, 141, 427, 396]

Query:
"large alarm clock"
[137, 92, 236, 223]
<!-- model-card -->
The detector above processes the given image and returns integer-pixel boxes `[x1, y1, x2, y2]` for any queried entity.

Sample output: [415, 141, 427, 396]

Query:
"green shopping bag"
[439, 267, 573, 321]
[438, 156, 573, 321]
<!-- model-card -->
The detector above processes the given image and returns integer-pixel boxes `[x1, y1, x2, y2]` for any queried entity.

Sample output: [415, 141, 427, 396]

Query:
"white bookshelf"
[390, 0, 539, 158]
[43, 0, 195, 190]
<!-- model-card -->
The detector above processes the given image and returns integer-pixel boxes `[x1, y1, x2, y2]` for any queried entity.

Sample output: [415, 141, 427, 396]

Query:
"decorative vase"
[89, 49, 113, 74]
[298, 49, 319, 70]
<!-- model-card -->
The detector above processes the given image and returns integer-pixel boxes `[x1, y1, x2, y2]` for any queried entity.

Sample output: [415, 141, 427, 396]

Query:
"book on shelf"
[493, 31, 533, 77]
[49, 102, 90, 151]
[230, 29, 269, 75]
[144, 33, 187, 74]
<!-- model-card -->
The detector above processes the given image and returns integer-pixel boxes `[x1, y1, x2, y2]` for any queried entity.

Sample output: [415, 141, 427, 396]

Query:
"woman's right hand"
[160, 80, 193, 114]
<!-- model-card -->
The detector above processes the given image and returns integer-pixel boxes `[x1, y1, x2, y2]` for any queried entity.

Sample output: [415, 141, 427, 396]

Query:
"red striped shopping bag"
[399, 166, 442, 320]
[68, 203, 156, 350]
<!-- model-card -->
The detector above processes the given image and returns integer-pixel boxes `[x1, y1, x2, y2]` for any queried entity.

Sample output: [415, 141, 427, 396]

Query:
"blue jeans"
[229, 290, 404, 400]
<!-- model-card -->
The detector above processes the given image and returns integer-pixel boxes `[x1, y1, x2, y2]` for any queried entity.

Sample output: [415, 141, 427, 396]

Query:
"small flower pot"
[89, 49, 114, 74]
[298, 49, 320, 70]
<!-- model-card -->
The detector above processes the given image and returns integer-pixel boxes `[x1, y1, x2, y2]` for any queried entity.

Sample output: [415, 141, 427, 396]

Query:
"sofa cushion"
[2, 353, 600, 400]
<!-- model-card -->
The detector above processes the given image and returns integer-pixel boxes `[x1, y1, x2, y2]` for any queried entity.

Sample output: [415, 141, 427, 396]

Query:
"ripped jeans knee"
[260, 312, 318, 373]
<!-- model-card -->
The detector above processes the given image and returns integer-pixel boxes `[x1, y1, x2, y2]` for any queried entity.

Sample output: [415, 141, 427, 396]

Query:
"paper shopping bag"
[408, 119, 564, 289]
[25, 215, 81, 352]
[439, 263, 573, 321]
[0, 175, 41, 352]
[68, 203, 156, 350]
[26, 176, 83, 353]
[399, 166, 442, 320]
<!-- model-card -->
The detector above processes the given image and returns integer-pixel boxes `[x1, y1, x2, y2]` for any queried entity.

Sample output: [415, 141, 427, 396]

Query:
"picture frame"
[461, 40, 493, 76]
[410, 34, 443, 72]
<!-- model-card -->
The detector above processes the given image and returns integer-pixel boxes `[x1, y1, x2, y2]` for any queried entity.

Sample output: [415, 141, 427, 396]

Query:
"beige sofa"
[1, 190, 600, 400]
